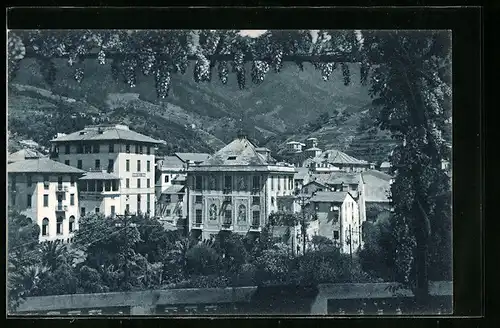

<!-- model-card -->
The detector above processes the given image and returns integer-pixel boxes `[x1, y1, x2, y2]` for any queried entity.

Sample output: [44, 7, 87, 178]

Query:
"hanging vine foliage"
[7, 29, 360, 94]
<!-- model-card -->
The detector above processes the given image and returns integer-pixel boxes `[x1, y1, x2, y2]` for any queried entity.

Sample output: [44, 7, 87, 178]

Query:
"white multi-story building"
[7, 158, 85, 242]
[186, 133, 296, 240]
[49, 124, 164, 217]
[309, 191, 363, 254]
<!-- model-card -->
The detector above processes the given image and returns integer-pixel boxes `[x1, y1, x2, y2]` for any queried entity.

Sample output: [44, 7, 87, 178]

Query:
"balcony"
[192, 222, 203, 229]
[56, 185, 68, 192]
[221, 221, 233, 230]
[249, 222, 261, 232]
[55, 204, 68, 212]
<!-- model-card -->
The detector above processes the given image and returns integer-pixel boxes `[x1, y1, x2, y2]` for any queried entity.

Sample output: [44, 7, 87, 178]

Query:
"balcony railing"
[56, 185, 68, 192]
[250, 221, 261, 231]
[221, 221, 233, 230]
[56, 205, 68, 212]
[192, 221, 203, 229]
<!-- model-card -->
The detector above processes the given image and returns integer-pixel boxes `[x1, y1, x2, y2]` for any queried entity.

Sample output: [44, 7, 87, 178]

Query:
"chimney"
[255, 147, 271, 162]
[237, 129, 247, 139]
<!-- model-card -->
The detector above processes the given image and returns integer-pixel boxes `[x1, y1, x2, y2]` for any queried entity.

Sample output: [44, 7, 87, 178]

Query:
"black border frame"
[4, 5, 485, 327]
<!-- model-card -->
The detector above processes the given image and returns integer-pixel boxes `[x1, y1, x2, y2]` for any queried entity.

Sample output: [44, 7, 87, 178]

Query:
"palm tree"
[40, 240, 74, 271]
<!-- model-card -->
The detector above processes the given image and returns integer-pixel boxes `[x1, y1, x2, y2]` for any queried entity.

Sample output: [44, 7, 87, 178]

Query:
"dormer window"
[228, 156, 237, 160]
[79, 131, 85, 135]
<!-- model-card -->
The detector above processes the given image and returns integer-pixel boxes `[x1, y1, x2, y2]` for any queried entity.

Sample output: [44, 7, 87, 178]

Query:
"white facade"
[51, 128, 160, 217]
[9, 172, 81, 243]
[310, 192, 363, 254]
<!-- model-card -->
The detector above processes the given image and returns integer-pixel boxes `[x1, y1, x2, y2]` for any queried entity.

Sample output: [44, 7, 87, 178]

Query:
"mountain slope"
[8, 58, 396, 162]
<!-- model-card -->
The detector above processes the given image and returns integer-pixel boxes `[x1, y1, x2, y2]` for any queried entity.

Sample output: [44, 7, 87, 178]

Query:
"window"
[252, 196, 260, 205]
[195, 176, 203, 191]
[137, 160, 141, 172]
[252, 211, 260, 226]
[166, 209, 171, 216]
[147, 160, 151, 172]
[69, 216, 75, 232]
[147, 179, 151, 188]
[146, 194, 151, 213]
[69, 176, 75, 188]
[238, 204, 247, 223]
[95, 159, 101, 170]
[271, 197, 275, 205]
[77, 160, 82, 169]
[271, 176, 274, 190]
[11, 194, 16, 206]
[195, 196, 203, 204]
[27, 194, 32, 208]
[81, 207, 86, 217]
[137, 179, 141, 189]
[224, 210, 232, 224]
[93, 144, 99, 153]
[126, 144, 130, 153]
[208, 176, 217, 189]
[137, 194, 141, 213]
[105, 181, 111, 191]
[277, 177, 281, 191]
[125, 204, 130, 214]
[126, 160, 130, 172]
[95, 207, 100, 214]
[65, 145, 70, 154]
[56, 217, 63, 235]
[237, 176, 247, 191]
[96, 180, 103, 192]
[42, 218, 49, 236]
[85, 145, 92, 154]
[252, 176, 261, 191]
[43, 194, 49, 207]
[147, 146, 151, 155]
[195, 209, 202, 223]
[77, 144, 84, 154]
[65, 160, 70, 166]
[109, 144, 114, 153]
[108, 159, 114, 173]
[165, 175, 169, 183]
[333, 230, 339, 240]
[43, 175, 49, 189]
[111, 206, 116, 216]
[227, 156, 237, 160]
[165, 195, 171, 202]
[126, 178, 130, 188]
[209, 204, 217, 221]
[70, 194, 75, 206]
[224, 176, 232, 192]
[27, 175, 32, 187]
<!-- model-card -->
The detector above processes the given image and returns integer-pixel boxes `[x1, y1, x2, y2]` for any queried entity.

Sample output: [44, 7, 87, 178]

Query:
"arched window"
[69, 215, 75, 233]
[238, 204, 247, 223]
[165, 175, 169, 183]
[271, 197, 275, 205]
[209, 204, 217, 221]
[42, 218, 49, 236]
[56, 217, 64, 235]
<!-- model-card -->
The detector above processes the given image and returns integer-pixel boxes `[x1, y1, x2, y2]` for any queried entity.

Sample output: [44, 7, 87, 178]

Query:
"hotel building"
[49, 124, 164, 217]
[186, 133, 296, 240]
[8, 158, 85, 242]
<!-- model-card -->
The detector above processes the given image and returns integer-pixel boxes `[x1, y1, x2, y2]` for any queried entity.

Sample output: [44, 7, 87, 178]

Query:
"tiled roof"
[201, 137, 272, 166]
[172, 175, 187, 182]
[79, 171, 121, 180]
[361, 170, 392, 202]
[362, 169, 392, 181]
[8, 149, 46, 162]
[319, 149, 369, 165]
[311, 172, 360, 185]
[8, 158, 85, 174]
[294, 167, 309, 180]
[310, 191, 349, 203]
[51, 125, 164, 144]
[174, 153, 211, 164]
[159, 156, 185, 169]
[163, 184, 185, 194]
